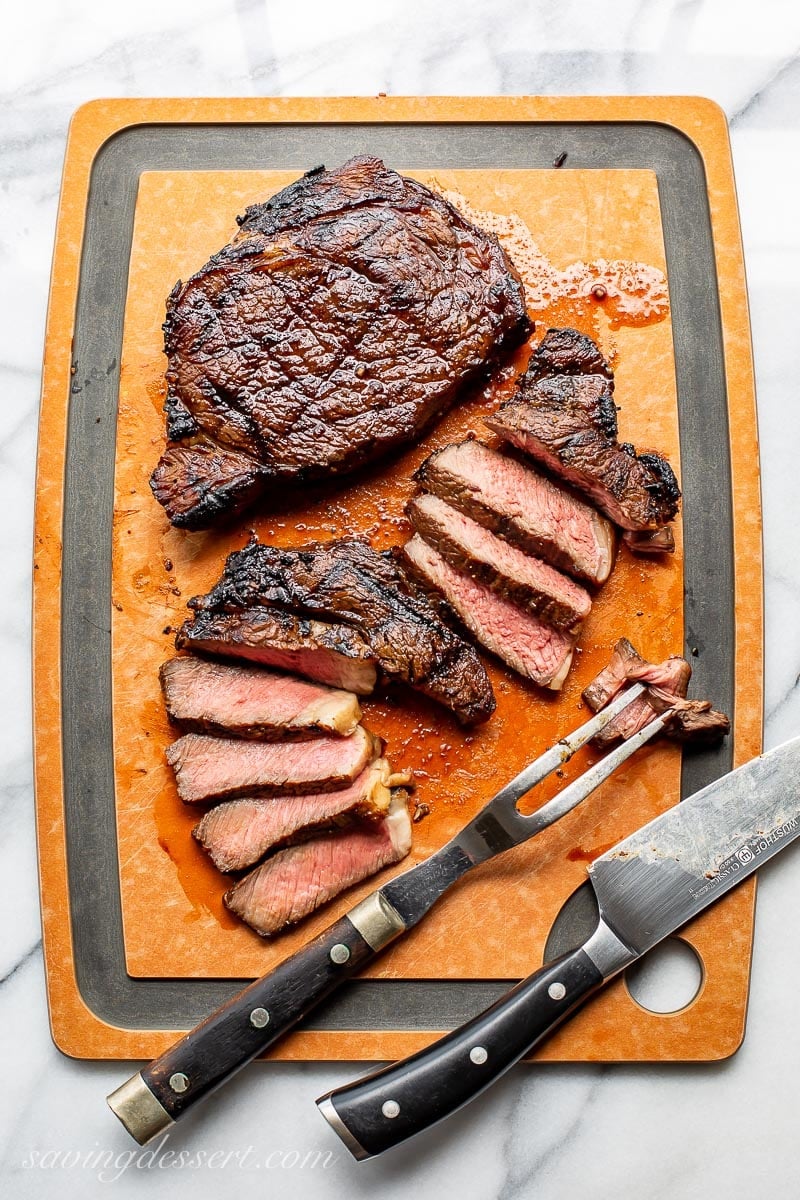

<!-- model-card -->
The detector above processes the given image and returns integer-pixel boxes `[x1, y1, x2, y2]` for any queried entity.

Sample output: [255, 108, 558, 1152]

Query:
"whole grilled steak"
[486, 328, 681, 532]
[175, 606, 378, 695]
[414, 439, 615, 585]
[150, 156, 530, 529]
[225, 793, 412, 936]
[407, 493, 591, 632]
[165, 725, 380, 805]
[402, 535, 576, 689]
[185, 537, 495, 725]
[193, 759, 394, 873]
[160, 656, 361, 739]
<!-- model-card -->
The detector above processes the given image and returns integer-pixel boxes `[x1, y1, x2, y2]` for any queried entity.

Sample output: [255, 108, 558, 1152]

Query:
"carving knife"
[317, 734, 800, 1159]
[108, 682, 664, 1142]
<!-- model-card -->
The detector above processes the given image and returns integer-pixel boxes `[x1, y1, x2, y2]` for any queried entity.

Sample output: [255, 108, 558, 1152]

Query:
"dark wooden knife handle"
[317, 947, 604, 1159]
[109, 914, 377, 1142]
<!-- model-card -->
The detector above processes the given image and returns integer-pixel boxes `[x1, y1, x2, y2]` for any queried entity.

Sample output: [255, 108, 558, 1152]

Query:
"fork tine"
[492, 681, 648, 809]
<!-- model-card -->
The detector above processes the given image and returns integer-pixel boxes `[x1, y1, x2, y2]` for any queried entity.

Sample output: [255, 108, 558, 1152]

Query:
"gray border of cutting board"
[61, 120, 734, 1036]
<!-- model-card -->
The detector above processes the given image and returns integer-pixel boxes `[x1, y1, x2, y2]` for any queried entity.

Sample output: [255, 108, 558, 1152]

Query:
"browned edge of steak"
[407, 492, 591, 633]
[414, 438, 616, 586]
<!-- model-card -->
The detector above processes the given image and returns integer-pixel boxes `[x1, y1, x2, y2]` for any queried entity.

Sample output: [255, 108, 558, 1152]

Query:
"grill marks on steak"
[165, 725, 380, 805]
[193, 759, 393, 873]
[185, 538, 495, 724]
[225, 793, 412, 936]
[403, 535, 576, 689]
[407, 493, 591, 633]
[415, 439, 615, 586]
[175, 605, 378, 695]
[486, 328, 680, 532]
[160, 656, 361, 738]
[151, 155, 530, 529]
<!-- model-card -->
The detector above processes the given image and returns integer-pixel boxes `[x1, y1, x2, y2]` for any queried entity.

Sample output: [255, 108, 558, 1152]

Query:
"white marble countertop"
[3, 1, 800, 1196]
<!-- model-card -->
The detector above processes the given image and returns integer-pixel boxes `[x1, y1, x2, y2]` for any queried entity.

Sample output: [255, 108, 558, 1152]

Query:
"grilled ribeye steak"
[185, 537, 495, 724]
[414, 439, 615, 585]
[193, 759, 394, 873]
[225, 792, 412, 936]
[402, 535, 576, 690]
[150, 156, 530, 529]
[160, 655, 361, 739]
[175, 605, 379, 695]
[486, 328, 681, 532]
[406, 493, 591, 633]
[165, 725, 380, 805]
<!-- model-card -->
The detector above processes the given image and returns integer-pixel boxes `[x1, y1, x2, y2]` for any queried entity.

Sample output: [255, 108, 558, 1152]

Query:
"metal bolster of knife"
[347, 890, 408, 950]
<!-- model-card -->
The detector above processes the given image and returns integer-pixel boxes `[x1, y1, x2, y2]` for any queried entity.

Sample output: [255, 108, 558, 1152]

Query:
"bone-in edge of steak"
[407, 493, 591, 633]
[403, 535, 575, 689]
[193, 758, 393, 872]
[160, 655, 361, 739]
[165, 725, 380, 805]
[190, 538, 495, 725]
[225, 792, 413, 936]
[150, 155, 530, 529]
[415, 439, 615, 585]
[486, 328, 681, 532]
[175, 606, 378, 695]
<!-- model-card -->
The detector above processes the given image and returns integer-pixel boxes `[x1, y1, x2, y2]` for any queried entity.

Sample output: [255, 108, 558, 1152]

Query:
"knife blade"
[108, 683, 660, 1144]
[317, 734, 800, 1159]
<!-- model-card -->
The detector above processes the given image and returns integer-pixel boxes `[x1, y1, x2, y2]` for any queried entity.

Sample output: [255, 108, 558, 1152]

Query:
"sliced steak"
[193, 758, 394, 872]
[165, 725, 380, 805]
[623, 527, 676, 555]
[665, 700, 731, 744]
[415, 439, 615, 585]
[175, 606, 378, 695]
[225, 792, 413, 935]
[402, 535, 576, 689]
[160, 655, 361, 739]
[486, 328, 681, 532]
[151, 155, 530, 529]
[582, 638, 645, 712]
[189, 537, 495, 725]
[407, 493, 591, 632]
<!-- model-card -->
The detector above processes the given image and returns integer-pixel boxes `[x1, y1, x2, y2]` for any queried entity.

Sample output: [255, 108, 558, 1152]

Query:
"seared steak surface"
[185, 537, 495, 724]
[151, 155, 529, 528]
[487, 328, 680, 532]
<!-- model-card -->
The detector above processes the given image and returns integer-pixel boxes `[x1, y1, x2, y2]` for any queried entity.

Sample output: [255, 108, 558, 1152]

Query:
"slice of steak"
[582, 638, 645, 712]
[592, 655, 691, 748]
[151, 155, 530, 529]
[165, 725, 380, 805]
[525, 327, 614, 382]
[225, 792, 413, 936]
[402, 535, 576, 689]
[193, 758, 394, 872]
[175, 606, 378, 695]
[407, 493, 591, 632]
[190, 537, 495, 725]
[160, 656, 361, 739]
[665, 700, 731, 744]
[415, 439, 615, 585]
[486, 328, 680, 532]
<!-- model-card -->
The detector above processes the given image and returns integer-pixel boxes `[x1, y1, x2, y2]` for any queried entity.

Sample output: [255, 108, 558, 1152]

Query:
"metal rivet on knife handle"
[330, 943, 351, 964]
[382, 1100, 401, 1119]
[548, 982, 567, 1000]
[469, 1046, 488, 1065]
[249, 1007, 270, 1028]
[169, 1073, 189, 1094]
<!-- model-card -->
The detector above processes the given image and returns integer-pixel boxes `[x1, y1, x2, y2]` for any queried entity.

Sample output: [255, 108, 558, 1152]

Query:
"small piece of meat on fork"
[225, 793, 413, 936]
[583, 638, 729, 748]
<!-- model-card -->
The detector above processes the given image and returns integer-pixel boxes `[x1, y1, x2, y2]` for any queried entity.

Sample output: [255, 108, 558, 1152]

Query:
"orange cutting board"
[33, 96, 762, 1061]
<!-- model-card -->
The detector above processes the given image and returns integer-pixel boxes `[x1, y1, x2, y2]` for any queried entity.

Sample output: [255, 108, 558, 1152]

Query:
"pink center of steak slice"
[165, 725, 379, 804]
[403, 535, 575, 689]
[225, 794, 413, 935]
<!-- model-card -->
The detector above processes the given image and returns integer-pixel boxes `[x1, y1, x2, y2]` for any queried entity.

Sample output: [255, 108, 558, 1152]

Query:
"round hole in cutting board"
[624, 938, 704, 1014]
